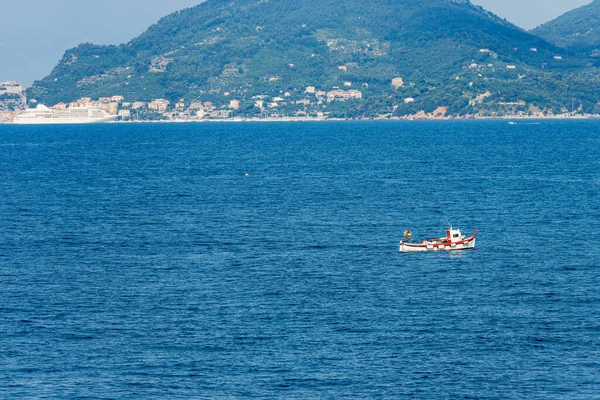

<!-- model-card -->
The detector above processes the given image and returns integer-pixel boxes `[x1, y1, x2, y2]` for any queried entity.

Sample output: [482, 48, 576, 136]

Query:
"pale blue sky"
[0, 0, 592, 84]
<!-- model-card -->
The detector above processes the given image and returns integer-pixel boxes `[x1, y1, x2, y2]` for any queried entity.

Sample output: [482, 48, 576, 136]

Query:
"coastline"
[3, 114, 600, 125]
[111, 114, 600, 123]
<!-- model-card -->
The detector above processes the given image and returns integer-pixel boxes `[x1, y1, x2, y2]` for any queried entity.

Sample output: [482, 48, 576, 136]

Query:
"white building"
[148, 99, 170, 113]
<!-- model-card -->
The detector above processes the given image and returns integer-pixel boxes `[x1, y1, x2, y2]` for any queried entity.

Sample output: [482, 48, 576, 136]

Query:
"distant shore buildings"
[0, 66, 591, 123]
[1, 81, 372, 122]
[0, 81, 26, 122]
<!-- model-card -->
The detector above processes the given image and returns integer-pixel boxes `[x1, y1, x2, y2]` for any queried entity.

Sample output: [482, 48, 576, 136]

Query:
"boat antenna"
[444, 217, 452, 229]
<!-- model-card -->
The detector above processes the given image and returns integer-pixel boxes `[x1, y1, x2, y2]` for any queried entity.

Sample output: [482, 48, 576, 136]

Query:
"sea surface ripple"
[0, 121, 599, 398]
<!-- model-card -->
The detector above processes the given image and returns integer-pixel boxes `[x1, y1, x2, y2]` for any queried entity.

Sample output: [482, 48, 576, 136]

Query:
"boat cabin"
[445, 228, 463, 244]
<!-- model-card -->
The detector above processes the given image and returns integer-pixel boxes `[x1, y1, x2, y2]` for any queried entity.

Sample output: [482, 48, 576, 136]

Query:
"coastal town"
[2, 75, 381, 123]
[0, 64, 593, 123]
[0, 46, 592, 123]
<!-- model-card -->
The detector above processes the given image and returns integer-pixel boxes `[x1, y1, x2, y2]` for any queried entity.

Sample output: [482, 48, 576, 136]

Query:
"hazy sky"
[0, 0, 592, 84]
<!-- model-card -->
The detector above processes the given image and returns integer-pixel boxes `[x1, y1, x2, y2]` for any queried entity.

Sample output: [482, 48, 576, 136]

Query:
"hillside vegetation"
[532, 0, 600, 55]
[27, 0, 600, 117]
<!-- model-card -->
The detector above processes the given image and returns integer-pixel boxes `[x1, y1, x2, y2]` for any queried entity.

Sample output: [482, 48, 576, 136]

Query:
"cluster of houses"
[304, 86, 363, 102]
[11, 83, 370, 121]
[0, 81, 26, 122]
[3, 74, 479, 121]
[0, 77, 374, 122]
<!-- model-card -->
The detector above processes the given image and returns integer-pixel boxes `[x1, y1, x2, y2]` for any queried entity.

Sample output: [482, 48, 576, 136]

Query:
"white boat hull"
[400, 238, 476, 253]
[13, 104, 118, 125]
[13, 116, 117, 125]
[400, 229, 477, 253]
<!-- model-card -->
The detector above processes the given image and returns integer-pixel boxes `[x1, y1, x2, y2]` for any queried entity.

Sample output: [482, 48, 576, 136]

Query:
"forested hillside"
[27, 0, 600, 117]
[532, 0, 600, 56]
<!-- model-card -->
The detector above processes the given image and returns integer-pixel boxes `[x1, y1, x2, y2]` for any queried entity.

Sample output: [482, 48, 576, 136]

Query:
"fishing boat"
[399, 227, 476, 253]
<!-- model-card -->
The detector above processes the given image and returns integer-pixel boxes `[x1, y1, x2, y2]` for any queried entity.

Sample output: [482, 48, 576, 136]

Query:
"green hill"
[26, 0, 600, 117]
[532, 0, 600, 55]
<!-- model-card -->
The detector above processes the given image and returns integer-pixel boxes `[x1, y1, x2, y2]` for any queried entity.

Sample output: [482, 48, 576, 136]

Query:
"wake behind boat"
[400, 227, 476, 253]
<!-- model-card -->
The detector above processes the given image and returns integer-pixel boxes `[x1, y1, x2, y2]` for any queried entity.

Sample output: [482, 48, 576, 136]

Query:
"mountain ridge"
[531, 0, 600, 56]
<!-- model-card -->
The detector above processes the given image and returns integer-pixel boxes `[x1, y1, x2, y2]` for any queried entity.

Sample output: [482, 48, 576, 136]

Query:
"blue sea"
[0, 121, 599, 399]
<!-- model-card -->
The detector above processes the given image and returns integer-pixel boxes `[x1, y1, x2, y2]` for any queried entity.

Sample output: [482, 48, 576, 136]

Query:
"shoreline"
[112, 114, 600, 123]
[3, 114, 600, 125]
